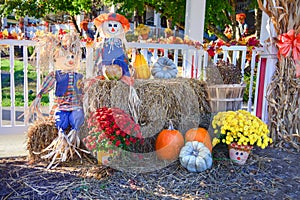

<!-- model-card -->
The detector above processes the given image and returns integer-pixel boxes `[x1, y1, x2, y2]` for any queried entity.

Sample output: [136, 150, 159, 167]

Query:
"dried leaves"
[258, 0, 300, 34]
[266, 57, 300, 150]
[205, 60, 242, 85]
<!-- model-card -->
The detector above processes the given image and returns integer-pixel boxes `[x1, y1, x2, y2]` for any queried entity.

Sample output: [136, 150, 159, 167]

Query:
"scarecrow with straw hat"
[25, 32, 89, 169]
[93, 13, 134, 86]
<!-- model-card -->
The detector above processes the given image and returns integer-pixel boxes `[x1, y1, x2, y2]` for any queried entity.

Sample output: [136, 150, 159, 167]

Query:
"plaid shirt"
[38, 71, 83, 111]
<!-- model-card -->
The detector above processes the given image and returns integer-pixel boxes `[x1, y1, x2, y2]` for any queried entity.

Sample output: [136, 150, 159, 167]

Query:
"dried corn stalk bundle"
[83, 78, 211, 152]
[258, 0, 300, 149]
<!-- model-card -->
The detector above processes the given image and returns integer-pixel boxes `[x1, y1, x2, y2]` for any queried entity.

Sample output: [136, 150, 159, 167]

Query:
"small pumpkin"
[151, 57, 178, 79]
[179, 141, 213, 173]
[133, 53, 151, 79]
[103, 65, 123, 80]
[185, 128, 212, 152]
[155, 121, 184, 161]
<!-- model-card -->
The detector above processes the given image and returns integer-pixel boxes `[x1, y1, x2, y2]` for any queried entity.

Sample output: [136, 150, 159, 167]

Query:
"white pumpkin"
[179, 141, 213, 173]
[151, 57, 178, 78]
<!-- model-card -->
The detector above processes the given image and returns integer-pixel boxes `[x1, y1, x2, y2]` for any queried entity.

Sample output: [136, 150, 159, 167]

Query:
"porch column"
[254, 0, 277, 123]
[184, 0, 206, 42]
[183, 0, 206, 78]
[154, 11, 161, 37]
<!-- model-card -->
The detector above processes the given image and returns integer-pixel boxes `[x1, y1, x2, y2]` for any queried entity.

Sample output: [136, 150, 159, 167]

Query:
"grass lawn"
[0, 58, 49, 106]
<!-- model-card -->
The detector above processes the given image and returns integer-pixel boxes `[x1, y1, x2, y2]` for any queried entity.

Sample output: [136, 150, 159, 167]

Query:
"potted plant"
[134, 24, 150, 40]
[164, 28, 173, 38]
[83, 107, 143, 165]
[212, 110, 273, 165]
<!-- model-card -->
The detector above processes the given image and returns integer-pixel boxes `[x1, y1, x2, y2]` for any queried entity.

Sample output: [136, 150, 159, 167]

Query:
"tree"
[0, 0, 259, 41]
[0, 0, 94, 33]
[104, 0, 234, 41]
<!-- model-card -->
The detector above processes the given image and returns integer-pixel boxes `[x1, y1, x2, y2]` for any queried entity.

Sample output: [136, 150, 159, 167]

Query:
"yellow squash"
[133, 53, 151, 79]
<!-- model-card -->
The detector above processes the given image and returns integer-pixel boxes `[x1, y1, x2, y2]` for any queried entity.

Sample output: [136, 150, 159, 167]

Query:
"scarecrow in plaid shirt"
[27, 33, 88, 168]
[36, 56, 84, 133]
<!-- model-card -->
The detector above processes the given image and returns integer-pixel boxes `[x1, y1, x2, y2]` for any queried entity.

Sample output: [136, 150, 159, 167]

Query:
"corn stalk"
[257, 0, 300, 149]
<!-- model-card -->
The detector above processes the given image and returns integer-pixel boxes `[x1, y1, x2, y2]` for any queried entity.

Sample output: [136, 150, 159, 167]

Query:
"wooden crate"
[207, 84, 246, 113]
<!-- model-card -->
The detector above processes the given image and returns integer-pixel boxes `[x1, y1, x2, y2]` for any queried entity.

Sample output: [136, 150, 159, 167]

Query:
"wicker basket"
[207, 84, 246, 113]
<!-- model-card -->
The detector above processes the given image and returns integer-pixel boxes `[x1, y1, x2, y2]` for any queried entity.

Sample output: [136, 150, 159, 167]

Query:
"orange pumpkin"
[155, 122, 184, 161]
[185, 128, 212, 152]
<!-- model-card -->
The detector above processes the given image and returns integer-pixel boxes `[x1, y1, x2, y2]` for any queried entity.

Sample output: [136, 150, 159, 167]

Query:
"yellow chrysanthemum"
[212, 138, 220, 147]
[211, 110, 271, 149]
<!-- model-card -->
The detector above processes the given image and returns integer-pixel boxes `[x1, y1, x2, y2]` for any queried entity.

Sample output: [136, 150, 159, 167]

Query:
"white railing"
[0, 39, 261, 134]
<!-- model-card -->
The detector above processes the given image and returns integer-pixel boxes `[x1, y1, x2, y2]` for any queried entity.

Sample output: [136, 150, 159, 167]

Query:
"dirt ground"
[0, 144, 299, 200]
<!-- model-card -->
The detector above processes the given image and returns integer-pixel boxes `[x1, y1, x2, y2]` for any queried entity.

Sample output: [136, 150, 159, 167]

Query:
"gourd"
[155, 121, 184, 161]
[133, 53, 151, 79]
[103, 65, 123, 80]
[151, 57, 178, 79]
[185, 128, 212, 152]
[179, 141, 213, 173]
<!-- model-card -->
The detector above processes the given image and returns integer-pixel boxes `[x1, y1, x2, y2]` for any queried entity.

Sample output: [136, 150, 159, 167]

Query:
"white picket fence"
[0, 39, 262, 134]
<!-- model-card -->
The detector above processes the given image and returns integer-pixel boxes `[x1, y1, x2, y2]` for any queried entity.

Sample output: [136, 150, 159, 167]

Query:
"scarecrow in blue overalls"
[93, 13, 134, 86]
[27, 33, 88, 168]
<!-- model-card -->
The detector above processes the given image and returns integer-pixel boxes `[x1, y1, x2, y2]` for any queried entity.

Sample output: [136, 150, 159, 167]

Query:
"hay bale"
[84, 78, 211, 140]
[26, 118, 88, 162]
[26, 117, 58, 161]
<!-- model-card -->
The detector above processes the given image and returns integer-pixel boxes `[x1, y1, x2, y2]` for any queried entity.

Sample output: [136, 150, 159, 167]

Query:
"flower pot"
[97, 149, 117, 165]
[228, 143, 253, 165]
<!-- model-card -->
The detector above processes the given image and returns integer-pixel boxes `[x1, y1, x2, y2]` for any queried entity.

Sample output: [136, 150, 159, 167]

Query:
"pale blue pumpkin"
[179, 141, 213, 173]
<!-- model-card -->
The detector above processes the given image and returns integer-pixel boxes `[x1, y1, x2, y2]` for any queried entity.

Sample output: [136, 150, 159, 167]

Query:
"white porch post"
[254, 0, 277, 123]
[154, 11, 161, 37]
[183, 0, 206, 78]
[184, 0, 206, 42]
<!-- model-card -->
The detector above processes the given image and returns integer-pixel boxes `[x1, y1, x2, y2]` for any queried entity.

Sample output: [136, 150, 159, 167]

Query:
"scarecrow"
[93, 13, 134, 85]
[87, 13, 140, 126]
[26, 33, 88, 168]
[236, 13, 248, 39]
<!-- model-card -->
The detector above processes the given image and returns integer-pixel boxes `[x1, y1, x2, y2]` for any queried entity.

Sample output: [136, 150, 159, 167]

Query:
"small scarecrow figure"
[236, 13, 248, 39]
[26, 33, 88, 168]
[93, 13, 134, 85]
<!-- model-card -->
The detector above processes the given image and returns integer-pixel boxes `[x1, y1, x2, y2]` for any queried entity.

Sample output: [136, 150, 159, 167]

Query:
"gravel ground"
[0, 144, 299, 200]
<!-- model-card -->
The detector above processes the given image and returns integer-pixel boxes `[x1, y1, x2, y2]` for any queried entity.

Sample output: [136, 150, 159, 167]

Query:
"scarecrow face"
[229, 148, 250, 165]
[102, 21, 123, 37]
[54, 50, 79, 71]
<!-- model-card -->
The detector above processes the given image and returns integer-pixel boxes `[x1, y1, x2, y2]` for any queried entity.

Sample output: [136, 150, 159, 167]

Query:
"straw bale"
[84, 78, 211, 140]
[26, 117, 58, 161]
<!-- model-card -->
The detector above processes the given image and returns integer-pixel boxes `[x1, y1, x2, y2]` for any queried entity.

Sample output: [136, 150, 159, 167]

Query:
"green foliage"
[205, 0, 233, 30]
[0, 0, 259, 40]
[146, 0, 186, 27]
[104, 0, 234, 38]
[0, 0, 92, 21]
[243, 70, 257, 104]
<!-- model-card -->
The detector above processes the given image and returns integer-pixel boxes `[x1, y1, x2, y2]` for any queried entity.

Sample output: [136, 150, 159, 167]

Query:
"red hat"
[236, 13, 246, 21]
[94, 13, 130, 32]
[80, 20, 89, 31]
